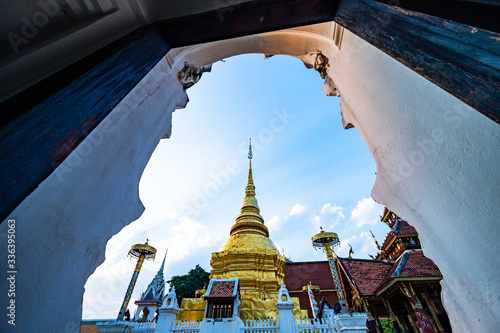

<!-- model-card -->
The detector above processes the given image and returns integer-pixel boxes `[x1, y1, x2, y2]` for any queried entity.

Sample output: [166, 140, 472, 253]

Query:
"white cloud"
[267, 215, 282, 231]
[337, 231, 378, 259]
[312, 203, 345, 230]
[83, 214, 219, 319]
[350, 197, 381, 227]
[164, 215, 218, 262]
[288, 203, 307, 216]
[321, 203, 343, 217]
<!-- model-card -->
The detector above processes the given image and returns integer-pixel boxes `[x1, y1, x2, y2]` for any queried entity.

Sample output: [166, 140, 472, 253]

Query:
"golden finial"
[370, 230, 381, 251]
[245, 138, 255, 196]
[248, 138, 253, 160]
[231, 137, 268, 237]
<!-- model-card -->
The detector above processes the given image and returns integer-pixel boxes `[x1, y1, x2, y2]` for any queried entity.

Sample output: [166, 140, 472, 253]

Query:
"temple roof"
[387, 250, 441, 279]
[337, 251, 441, 297]
[285, 261, 335, 291]
[205, 278, 239, 299]
[136, 250, 166, 304]
[318, 297, 333, 313]
[380, 220, 418, 250]
[398, 221, 417, 235]
[337, 258, 392, 297]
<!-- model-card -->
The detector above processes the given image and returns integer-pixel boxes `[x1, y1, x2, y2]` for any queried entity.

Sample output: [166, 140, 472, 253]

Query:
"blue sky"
[82, 54, 390, 319]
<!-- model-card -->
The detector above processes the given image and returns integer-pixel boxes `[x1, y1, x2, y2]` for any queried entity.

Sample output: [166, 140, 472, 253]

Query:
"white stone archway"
[1, 22, 498, 332]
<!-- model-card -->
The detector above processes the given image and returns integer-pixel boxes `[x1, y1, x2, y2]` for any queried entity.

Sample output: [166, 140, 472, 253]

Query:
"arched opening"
[1, 23, 498, 333]
[82, 52, 382, 320]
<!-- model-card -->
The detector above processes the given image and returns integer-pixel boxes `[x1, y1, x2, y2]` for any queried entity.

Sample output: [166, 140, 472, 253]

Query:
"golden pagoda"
[211, 139, 283, 298]
[177, 140, 306, 322]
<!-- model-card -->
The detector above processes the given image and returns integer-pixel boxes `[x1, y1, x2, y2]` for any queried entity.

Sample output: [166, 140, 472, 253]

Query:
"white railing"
[172, 319, 201, 332]
[242, 318, 278, 332]
[131, 320, 156, 333]
[298, 317, 334, 333]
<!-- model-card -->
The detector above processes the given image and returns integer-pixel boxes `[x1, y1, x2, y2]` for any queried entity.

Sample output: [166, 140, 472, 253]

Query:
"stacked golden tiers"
[177, 156, 307, 322]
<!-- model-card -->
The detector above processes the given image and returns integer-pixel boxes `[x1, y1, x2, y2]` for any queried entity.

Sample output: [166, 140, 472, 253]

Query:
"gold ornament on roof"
[312, 226, 340, 249]
[128, 239, 157, 260]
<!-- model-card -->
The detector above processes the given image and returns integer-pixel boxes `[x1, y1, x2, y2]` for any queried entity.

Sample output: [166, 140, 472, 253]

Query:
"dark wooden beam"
[375, 0, 500, 33]
[0, 29, 170, 222]
[159, 0, 338, 48]
[335, 0, 500, 124]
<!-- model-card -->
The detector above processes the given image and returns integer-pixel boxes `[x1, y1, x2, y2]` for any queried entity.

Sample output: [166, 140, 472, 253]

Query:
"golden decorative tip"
[248, 138, 253, 160]
[231, 139, 268, 237]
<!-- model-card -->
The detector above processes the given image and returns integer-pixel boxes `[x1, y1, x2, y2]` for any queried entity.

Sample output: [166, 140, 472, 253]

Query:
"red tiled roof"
[380, 250, 442, 290]
[338, 259, 393, 297]
[285, 262, 340, 317]
[398, 251, 441, 278]
[208, 281, 235, 298]
[399, 221, 417, 235]
[285, 261, 335, 290]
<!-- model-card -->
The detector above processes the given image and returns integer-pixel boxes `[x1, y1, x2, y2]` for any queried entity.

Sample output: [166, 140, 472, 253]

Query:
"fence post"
[275, 283, 299, 333]
[155, 287, 180, 333]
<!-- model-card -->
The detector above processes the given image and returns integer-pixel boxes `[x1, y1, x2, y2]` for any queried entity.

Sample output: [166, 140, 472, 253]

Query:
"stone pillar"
[155, 287, 180, 332]
[275, 283, 299, 333]
[381, 297, 402, 333]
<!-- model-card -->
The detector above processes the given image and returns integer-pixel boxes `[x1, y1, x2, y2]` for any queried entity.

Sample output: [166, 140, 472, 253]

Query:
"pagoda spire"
[157, 249, 167, 278]
[230, 138, 268, 237]
[246, 138, 255, 197]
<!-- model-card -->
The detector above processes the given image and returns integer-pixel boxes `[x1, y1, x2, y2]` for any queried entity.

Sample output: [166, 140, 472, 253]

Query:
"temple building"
[285, 208, 453, 333]
[134, 252, 167, 322]
[176, 141, 307, 323]
[90, 143, 452, 333]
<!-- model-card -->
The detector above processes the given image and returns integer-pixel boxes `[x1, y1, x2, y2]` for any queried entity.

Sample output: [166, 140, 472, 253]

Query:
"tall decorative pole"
[312, 227, 348, 313]
[117, 240, 157, 321]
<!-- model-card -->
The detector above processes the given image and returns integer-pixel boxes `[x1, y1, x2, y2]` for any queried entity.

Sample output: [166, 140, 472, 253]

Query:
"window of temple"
[206, 300, 233, 319]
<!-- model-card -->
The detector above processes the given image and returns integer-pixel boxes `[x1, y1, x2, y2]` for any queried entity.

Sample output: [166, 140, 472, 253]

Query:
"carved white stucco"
[1, 22, 499, 332]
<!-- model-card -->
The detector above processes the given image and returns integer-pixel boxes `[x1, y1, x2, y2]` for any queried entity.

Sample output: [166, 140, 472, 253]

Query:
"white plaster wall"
[1, 23, 498, 332]
[169, 26, 500, 331]
[334, 30, 500, 333]
[0, 58, 187, 332]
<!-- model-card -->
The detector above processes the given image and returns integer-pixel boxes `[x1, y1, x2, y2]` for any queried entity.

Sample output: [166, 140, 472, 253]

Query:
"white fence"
[131, 321, 156, 333]
[242, 318, 278, 332]
[172, 320, 201, 332]
[298, 317, 334, 333]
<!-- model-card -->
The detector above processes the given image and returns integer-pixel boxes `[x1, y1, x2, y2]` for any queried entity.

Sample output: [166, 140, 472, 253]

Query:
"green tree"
[381, 319, 397, 333]
[167, 264, 210, 305]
